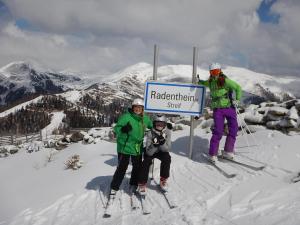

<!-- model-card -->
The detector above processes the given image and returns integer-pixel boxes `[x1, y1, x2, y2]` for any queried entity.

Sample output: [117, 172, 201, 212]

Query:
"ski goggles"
[154, 121, 166, 127]
[210, 69, 221, 76]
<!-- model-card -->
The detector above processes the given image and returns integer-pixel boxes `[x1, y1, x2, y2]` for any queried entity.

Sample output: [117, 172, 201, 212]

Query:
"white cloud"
[0, 0, 299, 77]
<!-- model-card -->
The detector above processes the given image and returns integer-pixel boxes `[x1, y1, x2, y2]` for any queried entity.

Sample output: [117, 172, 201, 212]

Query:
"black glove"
[152, 137, 160, 147]
[158, 133, 166, 145]
[194, 116, 200, 120]
[121, 122, 132, 133]
[166, 122, 173, 130]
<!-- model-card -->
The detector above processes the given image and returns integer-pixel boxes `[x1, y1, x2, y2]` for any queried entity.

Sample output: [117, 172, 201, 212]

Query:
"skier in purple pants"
[198, 63, 242, 163]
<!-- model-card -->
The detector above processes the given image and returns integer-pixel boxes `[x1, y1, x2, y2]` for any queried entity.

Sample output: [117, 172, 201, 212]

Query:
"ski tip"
[228, 174, 237, 178]
[103, 213, 111, 218]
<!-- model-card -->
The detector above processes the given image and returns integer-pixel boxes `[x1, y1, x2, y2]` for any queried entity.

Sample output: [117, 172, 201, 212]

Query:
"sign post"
[189, 47, 198, 159]
[153, 45, 158, 80]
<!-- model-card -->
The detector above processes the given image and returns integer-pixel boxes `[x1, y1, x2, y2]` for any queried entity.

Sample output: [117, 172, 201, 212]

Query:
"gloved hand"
[232, 100, 240, 107]
[194, 116, 200, 120]
[121, 122, 132, 133]
[166, 122, 173, 130]
[158, 133, 166, 145]
[152, 137, 160, 147]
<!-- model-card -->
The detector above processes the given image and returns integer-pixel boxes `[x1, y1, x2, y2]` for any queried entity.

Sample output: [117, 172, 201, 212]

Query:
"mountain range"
[0, 61, 299, 108]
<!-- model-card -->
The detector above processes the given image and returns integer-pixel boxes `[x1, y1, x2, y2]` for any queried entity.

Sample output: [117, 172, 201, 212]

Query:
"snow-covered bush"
[44, 139, 57, 148]
[25, 142, 40, 153]
[65, 154, 83, 170]
[83, 134, 94, 144]
[0, 145, 19, 157]
[0, 147, 9, 157]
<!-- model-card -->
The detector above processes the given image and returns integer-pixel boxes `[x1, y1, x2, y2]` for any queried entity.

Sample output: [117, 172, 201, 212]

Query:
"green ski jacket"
[114, 109, 152, 156]
[198, 75, 242, 109]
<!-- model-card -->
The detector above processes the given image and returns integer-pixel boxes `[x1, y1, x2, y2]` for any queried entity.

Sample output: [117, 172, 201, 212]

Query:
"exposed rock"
[287, 106, 299, 121]
[70, 131, 84, 142]
[244, 111, 265, 124]
[267, 107, 289, 116]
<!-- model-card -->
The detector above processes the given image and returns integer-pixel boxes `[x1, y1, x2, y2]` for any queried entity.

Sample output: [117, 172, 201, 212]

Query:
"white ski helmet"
[209, 62, 221, 71]
[132, 98, 144, 107]
[153, 114, 167, 123]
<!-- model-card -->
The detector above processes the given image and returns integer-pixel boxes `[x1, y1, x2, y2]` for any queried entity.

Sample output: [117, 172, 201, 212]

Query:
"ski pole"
[234, 103, 260, 147]
[122, 122, 131, 152]
[150, 159, 154, 180]
[234, 104, 250, 147]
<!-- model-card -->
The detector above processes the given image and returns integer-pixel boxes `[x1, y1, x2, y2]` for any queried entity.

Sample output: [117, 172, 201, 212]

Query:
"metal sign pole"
[150, 44, 158, 180]
[153, 44, 158, 80]
[188, 47, 198, 159]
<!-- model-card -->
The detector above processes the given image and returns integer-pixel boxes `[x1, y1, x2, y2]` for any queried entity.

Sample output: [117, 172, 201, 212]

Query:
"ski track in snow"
[3, 128, 300, 225]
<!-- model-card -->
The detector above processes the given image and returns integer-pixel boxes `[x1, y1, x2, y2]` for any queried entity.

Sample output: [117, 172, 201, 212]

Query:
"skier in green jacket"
[198, 63, 242, 163]
[110, 98, 152, 195]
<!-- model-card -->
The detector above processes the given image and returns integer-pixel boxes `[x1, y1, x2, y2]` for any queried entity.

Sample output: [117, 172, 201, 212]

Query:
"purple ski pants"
[209, 107, 238, 156]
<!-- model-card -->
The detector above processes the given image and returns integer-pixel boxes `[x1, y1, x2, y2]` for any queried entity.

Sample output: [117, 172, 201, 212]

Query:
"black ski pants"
[139, 151, 171, 184]
[110, 153, 142, 191]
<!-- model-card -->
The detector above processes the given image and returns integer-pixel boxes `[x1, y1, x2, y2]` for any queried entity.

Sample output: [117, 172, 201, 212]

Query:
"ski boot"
[222, 151, 234, 160]
[137, 183, 146, 195]
[160, 177, 169, 192]
[208, 155, 218, 164]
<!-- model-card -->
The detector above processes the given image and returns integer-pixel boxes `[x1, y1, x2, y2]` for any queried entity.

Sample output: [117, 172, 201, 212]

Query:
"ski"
[129, 190, 139, 210]
[157, 185, 177, 209]
[136, 193, 151, 215]
[292, 177, 300, 183]
[291, 173, 300, 183]
[103, 191, 117, 218]
[218, 156, 265, 171]
[203, 154, 237, 178]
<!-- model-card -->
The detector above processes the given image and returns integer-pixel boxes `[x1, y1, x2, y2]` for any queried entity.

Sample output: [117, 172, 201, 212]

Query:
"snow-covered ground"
[41, 111, 66, 140]
[1, 125, 300, 225]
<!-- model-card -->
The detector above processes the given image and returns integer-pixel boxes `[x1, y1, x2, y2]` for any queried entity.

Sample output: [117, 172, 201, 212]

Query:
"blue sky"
[0, 0, 299, 77]
[257, 0, 280, 24]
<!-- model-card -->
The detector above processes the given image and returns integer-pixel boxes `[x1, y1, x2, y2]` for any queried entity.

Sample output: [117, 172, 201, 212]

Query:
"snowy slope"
[1, 126, 300, 225]
[41, 111, 66, 139]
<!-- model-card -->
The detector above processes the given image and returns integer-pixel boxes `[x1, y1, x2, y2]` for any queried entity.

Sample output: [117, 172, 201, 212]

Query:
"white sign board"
[144, 81, 206, 116]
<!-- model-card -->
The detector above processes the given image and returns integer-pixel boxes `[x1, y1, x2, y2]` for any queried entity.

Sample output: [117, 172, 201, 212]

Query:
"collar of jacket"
[128, 108, 143, 121]
[152, 127, 166, 135]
